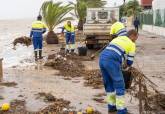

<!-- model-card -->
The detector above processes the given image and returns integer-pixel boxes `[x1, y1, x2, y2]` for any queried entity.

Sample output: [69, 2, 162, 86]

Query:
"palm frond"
[56, 17, 74, 26]
[69, 0, 106, 20]
[120, 0, 142, 17]
[40, 0, 73, 31]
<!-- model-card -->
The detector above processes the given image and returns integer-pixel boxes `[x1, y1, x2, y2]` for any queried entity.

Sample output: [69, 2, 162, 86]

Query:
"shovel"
[90, 44, 107, 60]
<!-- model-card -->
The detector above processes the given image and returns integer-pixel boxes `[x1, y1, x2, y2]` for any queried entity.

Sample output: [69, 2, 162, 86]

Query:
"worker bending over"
[30, 15, 46, 61]
[99, 29, 138, 114]
[62, 21, 76, 53]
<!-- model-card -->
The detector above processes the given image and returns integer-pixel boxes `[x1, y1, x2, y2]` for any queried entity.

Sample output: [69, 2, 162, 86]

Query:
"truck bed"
[83, 24, 111, 36]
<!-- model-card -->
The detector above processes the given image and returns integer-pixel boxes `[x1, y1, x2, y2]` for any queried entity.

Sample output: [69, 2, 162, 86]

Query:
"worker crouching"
[30, 15, 47, 61]
[62, 21, 76, 53]
[99, 29, 138, 114]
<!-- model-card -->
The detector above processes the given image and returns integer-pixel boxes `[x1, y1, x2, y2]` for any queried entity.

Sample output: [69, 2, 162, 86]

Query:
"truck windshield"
[98, 11, 108, 19]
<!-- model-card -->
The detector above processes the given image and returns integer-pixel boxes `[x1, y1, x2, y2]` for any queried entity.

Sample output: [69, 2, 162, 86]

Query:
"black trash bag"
[122, 70, 134, 89]
[78, 46, 87, 56]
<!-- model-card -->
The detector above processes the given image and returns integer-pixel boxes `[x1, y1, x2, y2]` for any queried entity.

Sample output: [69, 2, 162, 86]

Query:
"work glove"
[122, 62, 130, 71]
[110, 34, 117, 39]
[122, 66, 130, 71]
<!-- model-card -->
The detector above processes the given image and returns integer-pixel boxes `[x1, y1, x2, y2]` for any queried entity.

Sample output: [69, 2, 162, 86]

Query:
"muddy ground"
[0, 20, 165, 114]
[45, 52, 103, 89]
[0, 97, 101, 114]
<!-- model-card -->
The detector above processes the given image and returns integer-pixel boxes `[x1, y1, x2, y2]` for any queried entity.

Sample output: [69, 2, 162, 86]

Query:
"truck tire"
[86, 44, 94, 49]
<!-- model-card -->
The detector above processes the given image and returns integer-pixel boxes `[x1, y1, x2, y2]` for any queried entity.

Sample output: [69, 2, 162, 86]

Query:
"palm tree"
[123, 0, 125, 4]
[126, 0, 142, 18]
[70, 0, 106, 30]
[119, 4, 127, 19]
[40, 1, 73, 44]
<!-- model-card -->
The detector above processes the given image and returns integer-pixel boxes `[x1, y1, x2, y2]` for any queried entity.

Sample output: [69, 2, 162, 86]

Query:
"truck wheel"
[86, 44, 94, 49]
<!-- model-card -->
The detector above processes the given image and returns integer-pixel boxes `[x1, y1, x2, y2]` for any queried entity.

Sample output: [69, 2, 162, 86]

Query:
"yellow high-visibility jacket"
[106, 36, 136, 66]
[110, 22, 127, 37]
[64, 24, 75, 33]
[30, 21, 47, 38]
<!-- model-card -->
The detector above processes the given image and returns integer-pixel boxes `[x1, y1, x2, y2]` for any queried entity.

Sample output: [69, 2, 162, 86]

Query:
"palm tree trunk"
[123, 0, 125, 4]
[46, 31, 59, 44]
[78, 19, 84, 30]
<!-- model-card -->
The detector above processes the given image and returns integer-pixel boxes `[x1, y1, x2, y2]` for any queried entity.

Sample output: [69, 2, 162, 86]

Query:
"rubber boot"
[65, 49, 69, 54]
[109, 111, 117, 114]
[34, 51, 38, 61]
[109, 109, 117, 114]
[117, 108, 127, 114]
[39, 50, 43, 59]
[108, 105, 117, 114]
[71, 49, 75, 54]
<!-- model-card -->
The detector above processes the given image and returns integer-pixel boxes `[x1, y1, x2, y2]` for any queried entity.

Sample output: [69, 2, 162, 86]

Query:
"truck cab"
[83, 7, 119, 49]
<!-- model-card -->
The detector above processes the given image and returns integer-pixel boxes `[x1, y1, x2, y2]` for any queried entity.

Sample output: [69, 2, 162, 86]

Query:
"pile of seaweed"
[45, 51, 165, 113]
[45, 52, 103, 89]
[0, 93, 102, 114]
[13, 36, 31, 47]
[127, 67, 165, 113]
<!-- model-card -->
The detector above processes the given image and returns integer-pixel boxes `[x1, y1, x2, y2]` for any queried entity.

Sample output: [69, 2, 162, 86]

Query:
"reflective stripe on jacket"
[106, 36, 136, 66]
[30, 21, 46, 38]
[64, 24, 75, 33]
[110, 22, 127, 36]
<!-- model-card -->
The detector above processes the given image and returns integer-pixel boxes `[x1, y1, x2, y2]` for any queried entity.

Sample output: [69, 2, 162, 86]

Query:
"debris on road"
[92, 98, 105, 104]
[0, 100, 27, 114]
[161, 47, 165, 50]
[45, 51, 165, 113]
[45, 52, 103, 89]
[93, 93, 106, 104]
[0, 98, 102, 114]
[0, 99, 71, 114]
[147, 93, 165, 111]
[94, 93, 106, 98]
[84, 70, 103, 89]
[149, 36, 157, 39]
[39, 98, 71, 114]
[36, 92, 56, 102]
[0, 82, 17, 87]
[127, 67, 165, 113]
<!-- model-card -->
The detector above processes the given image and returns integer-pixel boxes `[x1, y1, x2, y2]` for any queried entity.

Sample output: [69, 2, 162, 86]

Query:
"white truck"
[83, 7, 119, 49]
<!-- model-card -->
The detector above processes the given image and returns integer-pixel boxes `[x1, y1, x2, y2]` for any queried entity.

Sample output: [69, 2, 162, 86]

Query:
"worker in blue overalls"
[61, 21, 76, 53]
[99, 22, 138, 114]
[30, 15, 46, 61]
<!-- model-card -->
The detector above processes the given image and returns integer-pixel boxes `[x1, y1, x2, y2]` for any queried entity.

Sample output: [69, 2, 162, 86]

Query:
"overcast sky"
[0, 0, 132, 20]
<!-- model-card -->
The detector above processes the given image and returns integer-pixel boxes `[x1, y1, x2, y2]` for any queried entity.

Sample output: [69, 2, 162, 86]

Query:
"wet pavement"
[0, 20, 165, 114]
[0, 66, 106, 113]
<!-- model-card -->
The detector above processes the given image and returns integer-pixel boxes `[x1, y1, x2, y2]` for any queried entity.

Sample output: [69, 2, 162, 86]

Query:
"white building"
[142, 0, 165, 36]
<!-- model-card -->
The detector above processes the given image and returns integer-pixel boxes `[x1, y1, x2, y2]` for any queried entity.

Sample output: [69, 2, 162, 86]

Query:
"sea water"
[0, 19, 78, 68]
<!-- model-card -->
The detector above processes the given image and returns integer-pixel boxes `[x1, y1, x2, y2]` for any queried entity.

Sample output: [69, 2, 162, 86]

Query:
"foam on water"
[0, 19, 78, 68]
[0, 30, 34, 68]
[3, 44, 34, 68]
